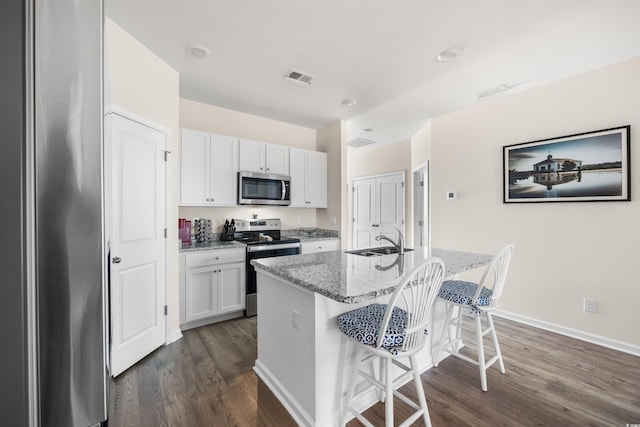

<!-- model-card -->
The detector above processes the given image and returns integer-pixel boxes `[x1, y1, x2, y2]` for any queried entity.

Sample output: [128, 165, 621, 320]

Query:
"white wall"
[104, 19, 182, 340]
[316, 120, 346, 239]
[411, 120, 431, 170]
[178, 99, 322, 231]
[430, 57, 640, 348]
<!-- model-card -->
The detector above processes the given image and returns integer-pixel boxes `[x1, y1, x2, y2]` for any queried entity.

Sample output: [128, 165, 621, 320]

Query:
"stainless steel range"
[234, 219, 301, 317]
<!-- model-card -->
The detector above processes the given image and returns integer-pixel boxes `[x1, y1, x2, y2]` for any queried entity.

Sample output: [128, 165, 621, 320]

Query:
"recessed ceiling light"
[436, 48, 461, 63]
[341, 99, 357, 107]
[188, 43, 210, 58]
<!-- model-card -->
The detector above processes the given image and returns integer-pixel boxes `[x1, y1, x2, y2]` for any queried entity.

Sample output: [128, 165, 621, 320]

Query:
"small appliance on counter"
[220, 219, 236, 241]
[193, 218, 214, 243]
[178, 218, 192, 245]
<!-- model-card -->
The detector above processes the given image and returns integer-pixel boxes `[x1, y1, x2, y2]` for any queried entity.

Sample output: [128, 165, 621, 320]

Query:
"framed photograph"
[503, 126, 630, 203]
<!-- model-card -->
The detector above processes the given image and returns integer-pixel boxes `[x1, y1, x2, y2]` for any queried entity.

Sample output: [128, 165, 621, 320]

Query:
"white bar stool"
[433, 244, 515, 391]
[338, 257, 445, 427]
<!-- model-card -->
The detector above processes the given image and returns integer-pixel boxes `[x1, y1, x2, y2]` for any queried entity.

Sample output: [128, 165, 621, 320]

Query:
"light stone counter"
[252, 247, 492, 304]
[252, 247, 492, 426]
[179, 240, 246, 252]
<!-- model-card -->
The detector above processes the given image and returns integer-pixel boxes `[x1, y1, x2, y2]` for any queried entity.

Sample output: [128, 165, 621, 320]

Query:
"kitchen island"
[252, 248, 492, 427]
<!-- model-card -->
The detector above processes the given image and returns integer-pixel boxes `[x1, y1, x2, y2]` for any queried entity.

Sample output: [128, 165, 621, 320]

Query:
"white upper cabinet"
[289, 148, 327, 208]
[239, 139, 289, 176]
[265, 143, 290, 176]
[180, 128, 238, 206]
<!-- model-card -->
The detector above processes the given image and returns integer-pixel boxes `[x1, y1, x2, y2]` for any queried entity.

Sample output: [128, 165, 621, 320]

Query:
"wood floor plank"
[109, 316, 640, 427]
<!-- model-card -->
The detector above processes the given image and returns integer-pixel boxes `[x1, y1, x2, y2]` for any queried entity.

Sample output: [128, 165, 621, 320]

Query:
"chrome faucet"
[375, 227, 405, 255]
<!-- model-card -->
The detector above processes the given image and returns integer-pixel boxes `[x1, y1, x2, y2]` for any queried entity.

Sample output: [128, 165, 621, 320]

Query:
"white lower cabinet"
[301, 239, 340, 254]
[180, 247, 246, 329]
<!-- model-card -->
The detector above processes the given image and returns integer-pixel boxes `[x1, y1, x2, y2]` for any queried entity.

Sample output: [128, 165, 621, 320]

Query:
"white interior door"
[352, 177, 376, 249]
[108, 113, 166, 377]
[352, 172, 404, 249]
[376, 173, 404, 240]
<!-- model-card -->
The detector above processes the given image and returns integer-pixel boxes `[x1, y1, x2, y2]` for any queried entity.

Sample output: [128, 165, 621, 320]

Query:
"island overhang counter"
[251, 247, 492, 427]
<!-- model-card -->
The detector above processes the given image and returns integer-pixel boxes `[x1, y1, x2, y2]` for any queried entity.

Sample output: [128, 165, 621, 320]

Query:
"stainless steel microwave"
[238, 171, 291, 206]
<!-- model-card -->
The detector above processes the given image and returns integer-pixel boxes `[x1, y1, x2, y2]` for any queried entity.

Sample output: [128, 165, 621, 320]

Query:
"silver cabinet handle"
[112, 257, 122, 264]
[372, 224, 379, 228]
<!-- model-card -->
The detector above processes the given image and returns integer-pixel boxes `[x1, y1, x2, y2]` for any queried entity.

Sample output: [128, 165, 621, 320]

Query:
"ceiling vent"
[478, 84, 509, 101]
[347, 138, 377, 148]
[285, 69, 315, 86]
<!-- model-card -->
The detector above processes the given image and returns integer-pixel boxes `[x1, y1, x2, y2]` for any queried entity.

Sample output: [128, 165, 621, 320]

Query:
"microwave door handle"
[281, 181, 286, 200]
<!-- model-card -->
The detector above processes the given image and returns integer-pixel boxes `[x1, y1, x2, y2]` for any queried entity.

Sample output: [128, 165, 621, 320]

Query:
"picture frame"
[503, 125, 630, 203]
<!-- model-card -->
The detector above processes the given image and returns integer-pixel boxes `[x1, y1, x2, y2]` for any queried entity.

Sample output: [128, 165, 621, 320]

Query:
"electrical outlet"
[583, 298, 597, 313]
[292, 309, 300, 330]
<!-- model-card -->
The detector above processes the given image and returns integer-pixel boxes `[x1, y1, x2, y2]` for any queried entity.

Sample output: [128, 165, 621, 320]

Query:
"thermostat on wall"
[446, 191, 457, 200]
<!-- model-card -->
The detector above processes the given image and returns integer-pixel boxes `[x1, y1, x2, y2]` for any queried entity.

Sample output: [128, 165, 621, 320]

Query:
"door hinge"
[164, 305, 168, 316]
[164, 228, 167, 238]
[401, 182, 405, 188]
[164, 150, 171, 162]
[402, 219, 405, 225]
[419, 181, 424, 187]
[352, 217, 355, 223]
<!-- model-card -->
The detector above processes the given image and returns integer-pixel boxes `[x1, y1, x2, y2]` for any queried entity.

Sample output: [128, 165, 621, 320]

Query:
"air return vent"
[477, 84, 509, 101]
[285, 69, 315, 86]
[347, 138, 377, 148]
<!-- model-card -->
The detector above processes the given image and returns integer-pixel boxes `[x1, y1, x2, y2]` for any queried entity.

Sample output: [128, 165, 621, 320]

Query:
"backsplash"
[178, 206, 326, 232]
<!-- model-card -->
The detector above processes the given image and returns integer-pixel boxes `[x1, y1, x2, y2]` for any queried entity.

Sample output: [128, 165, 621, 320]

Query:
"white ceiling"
[105, 0, 640, 146]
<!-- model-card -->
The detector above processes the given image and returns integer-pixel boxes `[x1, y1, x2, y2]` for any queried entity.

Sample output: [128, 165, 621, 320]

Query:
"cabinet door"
[265, 144, 289, 175]
[289, 148, 306, 207]
[209, 134, 238, 205]
[180, 128, 209, 204]
[218, 262, 246, 313]
[185, 266, 219, 322]
[239, 139, 265, 172]
[305, 151, 326, 207]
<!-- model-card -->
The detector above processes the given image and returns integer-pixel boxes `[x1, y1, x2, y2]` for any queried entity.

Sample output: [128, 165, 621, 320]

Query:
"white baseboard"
[496, 310, 640, 357]
[167, 329, 183, 345]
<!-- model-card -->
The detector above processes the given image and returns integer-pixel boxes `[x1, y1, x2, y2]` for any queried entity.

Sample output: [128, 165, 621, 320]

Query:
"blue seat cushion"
[438, 280, 493, 314]
[338, 303, 421, 355]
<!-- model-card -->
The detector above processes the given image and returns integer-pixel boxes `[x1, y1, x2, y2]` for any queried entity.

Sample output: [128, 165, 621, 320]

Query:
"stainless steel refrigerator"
[0, 0, 108, 425]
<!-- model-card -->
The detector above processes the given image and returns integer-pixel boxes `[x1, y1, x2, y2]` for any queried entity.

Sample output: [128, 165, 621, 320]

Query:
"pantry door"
[352, 172, 404, 249]
[107, 113, 166, 376]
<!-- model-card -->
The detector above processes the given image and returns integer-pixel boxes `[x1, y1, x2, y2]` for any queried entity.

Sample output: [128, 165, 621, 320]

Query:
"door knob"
[112, 257, 122, 264]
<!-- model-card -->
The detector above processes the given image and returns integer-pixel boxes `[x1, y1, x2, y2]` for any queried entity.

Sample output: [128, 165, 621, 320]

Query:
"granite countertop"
[251, 248, 492, 304]
[292, 235, 340, 243]
[180, 240, 246, 252]
[180, 229, 339, 252]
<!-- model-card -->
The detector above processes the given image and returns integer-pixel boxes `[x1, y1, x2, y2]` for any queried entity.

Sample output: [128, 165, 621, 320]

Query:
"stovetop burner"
[232, 218, 300, 246]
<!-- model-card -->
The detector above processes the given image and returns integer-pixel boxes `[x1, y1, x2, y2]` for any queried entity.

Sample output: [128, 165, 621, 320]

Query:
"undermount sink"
[345, 246, 414, 257]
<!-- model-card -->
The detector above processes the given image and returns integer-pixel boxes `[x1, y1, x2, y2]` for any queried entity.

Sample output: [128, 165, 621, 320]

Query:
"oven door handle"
[247, 242, 301, 252]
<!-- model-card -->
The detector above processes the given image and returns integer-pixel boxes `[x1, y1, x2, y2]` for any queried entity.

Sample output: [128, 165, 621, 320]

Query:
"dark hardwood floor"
[109, 316, 640, 426]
